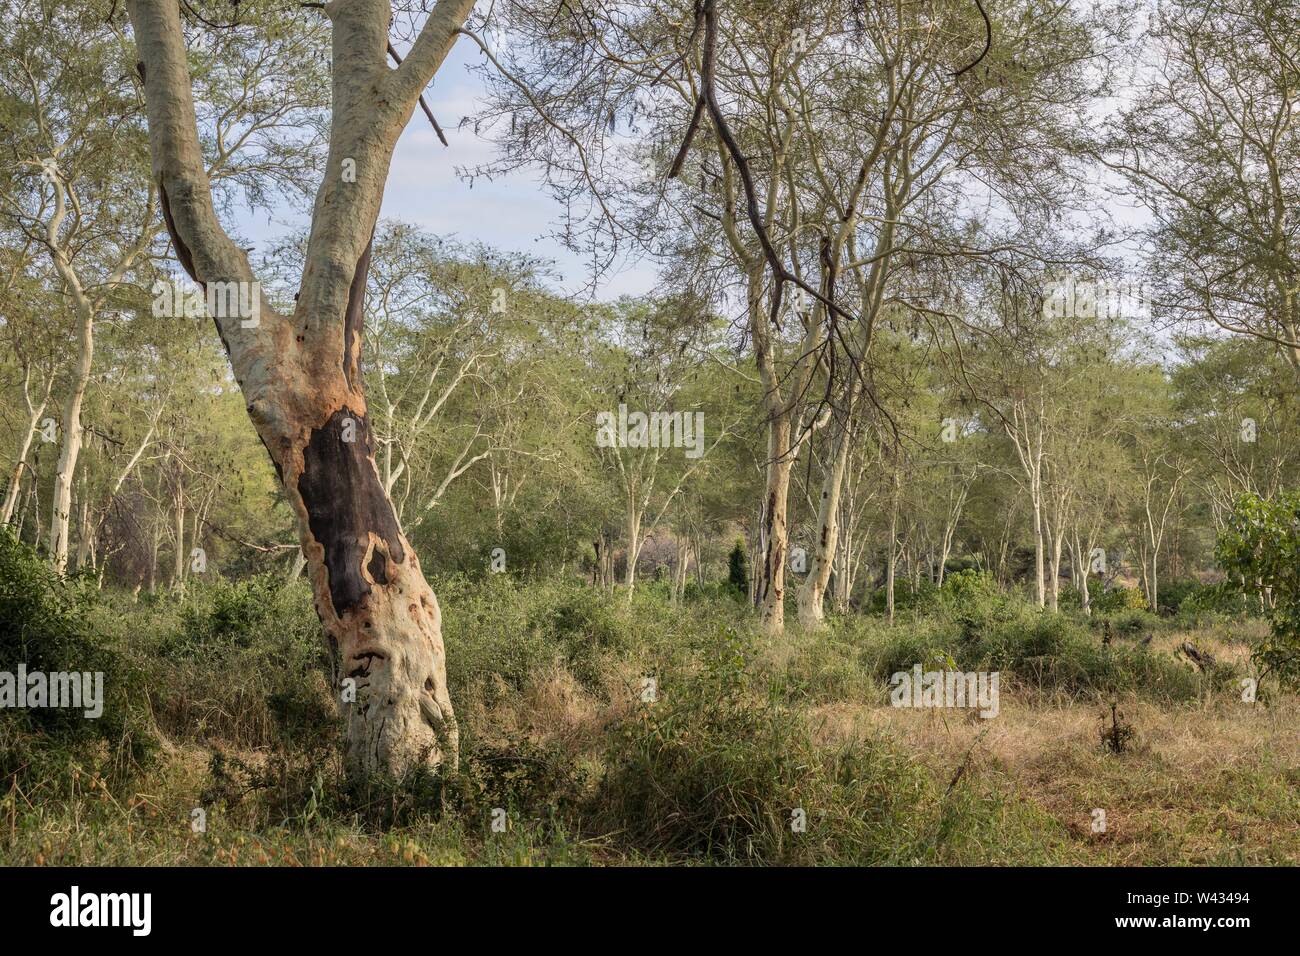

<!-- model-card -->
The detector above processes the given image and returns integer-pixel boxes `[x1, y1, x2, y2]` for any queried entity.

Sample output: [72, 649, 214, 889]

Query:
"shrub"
[1217, 492, 1300, 688]
[592, 624, 932, 863]
[1160, 578, 1202, 611]
[867, 577, 939, 614]
[1179, 581, 1252, 621]
[440, 574, 672, 704]
[0, 529, 155, 790]
[853, 602, 1203, 704]
[727, 539, 749, 598]
[175, 575, 284, 649]
[147, 576, 331, 751]
[941, 568, 999, 606]
[1107, 608, 1158, 635]
[1092, 586, 1147, 613]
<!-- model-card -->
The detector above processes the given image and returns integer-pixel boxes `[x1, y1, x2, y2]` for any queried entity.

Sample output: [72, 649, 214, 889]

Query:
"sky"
[228, 15, 1165, 329]
[238, 40, 660, 302]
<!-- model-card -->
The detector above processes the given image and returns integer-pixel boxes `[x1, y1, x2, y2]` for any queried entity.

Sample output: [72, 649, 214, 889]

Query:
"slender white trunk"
[623, 498, 642, 596]
[49, 308, 93, 570]
[1, 381, 51, 525]
[172, 489, 185, 589]
[756, 416, 794, 634]
[887, 468, 900, 625]
[1031, 489, 1045, 608]
[798, 405, 854, 629]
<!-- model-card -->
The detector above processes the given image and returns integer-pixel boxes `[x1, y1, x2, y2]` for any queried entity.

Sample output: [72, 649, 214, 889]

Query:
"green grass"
[0, 533, 1292, 866]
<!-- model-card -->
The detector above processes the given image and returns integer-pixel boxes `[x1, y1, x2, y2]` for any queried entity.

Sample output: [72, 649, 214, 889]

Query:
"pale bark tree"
[1133, 447, 1188, 612]
[37, 173, 157, 571]
[797, 397, 856, 628]
[1002, 386, 1048, 608]
[128, 0, 476, 778]
[470, 0, 1112, 636]
[1106, 0, 1300, 375]
[1, 357, 56, 525]
[831, 440, 881, 610]
[885, 463, 902, 626]
[2, 2, 326, 571]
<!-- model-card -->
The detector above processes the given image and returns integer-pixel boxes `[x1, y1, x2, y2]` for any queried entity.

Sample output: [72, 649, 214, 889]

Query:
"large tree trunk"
[886, 467, 900, 625]
[129, 0, 473, 779]
[797, 406, 853, 629]
[755, 415, 793, 634]
[1030, 486, 1046, 608]
[623, 496, 643, 595]
[48, 306, 93, 571]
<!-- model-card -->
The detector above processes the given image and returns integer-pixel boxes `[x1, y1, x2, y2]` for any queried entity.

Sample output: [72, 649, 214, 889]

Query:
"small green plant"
[0, 529, 155, 790]
[1217, 492, 1300, 689]
[942, 568, 998, 605]
[1093, 586, 1148, 614]
[727, 539, 749, 599]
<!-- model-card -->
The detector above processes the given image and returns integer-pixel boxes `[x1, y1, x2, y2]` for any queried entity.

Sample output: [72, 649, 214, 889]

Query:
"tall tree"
[1107, 0, 1300, 375]
[127, 0, 476, 778]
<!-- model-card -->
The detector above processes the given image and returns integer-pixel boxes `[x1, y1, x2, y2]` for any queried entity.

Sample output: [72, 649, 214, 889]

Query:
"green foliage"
[939, 569, 1004, 622]
[1092, 586, 1148, 613]
[148, 576, 333, 753]
[594, 624, 922, 863]
[1217, 492, 1300, 687]
[726, 539, 749, 598]
[867, 577, 940, 614]
[176, 575, 286, 649]
[855, 600, 1209, 703]
[1107, 608, 1157, 634]
[0, 564, 1282, 865]
[438, 574, 637, 701]
[1179, 580, 1252, 619]
[1159, 578, 1202, 612]
[0, 529, 155, 791]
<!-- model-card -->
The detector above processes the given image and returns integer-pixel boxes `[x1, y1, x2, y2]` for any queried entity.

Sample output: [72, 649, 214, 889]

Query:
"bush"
[1160, 578, 1202, 611]
[1107, 608, 1158, 635]
[867, 577, 939, 614]
[852, 601, 1203, 704]
[0, 529, 155, 790]
[941, 568, 998, 606]
[1217, 492, 1300, 688]
[592, 624, 932, 863]
[1179, 581, 1252, 620]
[147, 575, 332, 752]
[727, 539, 749, 598]
[175, 575, 285, 649]
[1092, 586, 1147, 613]
[440, 574, 652, 703]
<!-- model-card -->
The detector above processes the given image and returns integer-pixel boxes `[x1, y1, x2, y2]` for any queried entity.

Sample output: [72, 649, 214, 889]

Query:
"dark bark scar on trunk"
[159, 180, 238, 364]
[343, 233, 374, 389]
[158, 180, 198, 283]
[298, 407, 405, 616]
[366, 545, 389, 586]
